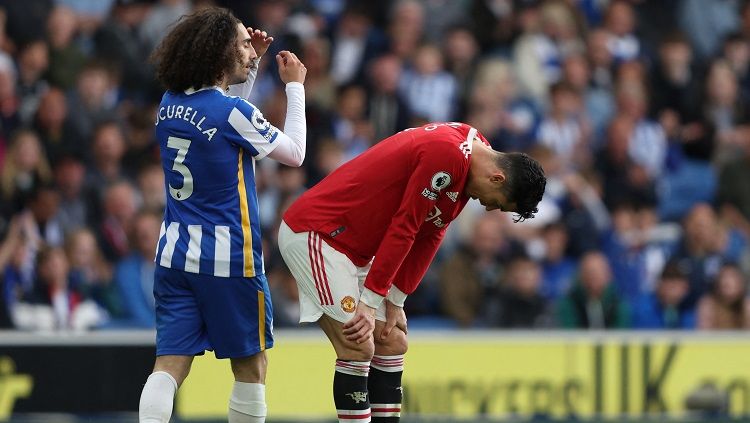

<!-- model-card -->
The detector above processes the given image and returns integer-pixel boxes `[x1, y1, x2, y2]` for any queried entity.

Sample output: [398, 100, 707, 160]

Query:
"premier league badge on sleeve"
[431, 171, 452, 191]
[251, 108, 277, 141]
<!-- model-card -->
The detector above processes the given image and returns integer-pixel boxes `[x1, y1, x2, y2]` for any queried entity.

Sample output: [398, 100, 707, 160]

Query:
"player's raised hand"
[276, 50, 307, 84]
[247, 27, 273, 57]
[380, 301, 407, 340]
[343, 302, 376, 344]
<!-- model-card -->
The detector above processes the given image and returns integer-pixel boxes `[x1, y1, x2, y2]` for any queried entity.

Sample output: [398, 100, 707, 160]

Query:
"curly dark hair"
[496, 152, 546, 222]
[150, 7, 241, 92]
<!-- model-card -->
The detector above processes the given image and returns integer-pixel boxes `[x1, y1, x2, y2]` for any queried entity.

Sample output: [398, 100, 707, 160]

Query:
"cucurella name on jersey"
[156, 103, 218, 141]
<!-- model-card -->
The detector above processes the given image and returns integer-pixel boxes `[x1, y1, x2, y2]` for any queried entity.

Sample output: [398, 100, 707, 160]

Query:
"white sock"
[228, 381, 267, 423]
[139, 371, 178, 423]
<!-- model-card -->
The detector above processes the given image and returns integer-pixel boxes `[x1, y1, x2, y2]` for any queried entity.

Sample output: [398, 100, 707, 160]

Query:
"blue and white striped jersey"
[154, 86, 279, 278]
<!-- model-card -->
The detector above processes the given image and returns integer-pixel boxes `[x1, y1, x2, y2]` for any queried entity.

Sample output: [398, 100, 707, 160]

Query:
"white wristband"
[386, 285, 408, 307]
[359, 288, 385, 309]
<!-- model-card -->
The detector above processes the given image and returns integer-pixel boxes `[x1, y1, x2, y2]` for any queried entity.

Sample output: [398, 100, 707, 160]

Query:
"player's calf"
[370, 328, 407, 422]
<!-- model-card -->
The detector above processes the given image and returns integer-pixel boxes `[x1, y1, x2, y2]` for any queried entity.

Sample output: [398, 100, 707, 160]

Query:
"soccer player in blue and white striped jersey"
[138, 8, 307, 423]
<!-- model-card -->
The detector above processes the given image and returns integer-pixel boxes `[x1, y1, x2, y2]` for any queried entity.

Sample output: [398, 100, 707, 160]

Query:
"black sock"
[369, 355, 404, 422]
[334, 359, 371, 422]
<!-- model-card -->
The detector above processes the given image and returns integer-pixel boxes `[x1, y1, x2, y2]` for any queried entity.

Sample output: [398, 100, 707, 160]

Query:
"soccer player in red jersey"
[278, 122, 546, 422]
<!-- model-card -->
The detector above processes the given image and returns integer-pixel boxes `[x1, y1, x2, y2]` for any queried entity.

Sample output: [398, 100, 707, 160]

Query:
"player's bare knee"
[231, 352, 267, 383]
[376, 328, 408, 356]
[153, 355, 193, 386]
[340, 337, 374, 362]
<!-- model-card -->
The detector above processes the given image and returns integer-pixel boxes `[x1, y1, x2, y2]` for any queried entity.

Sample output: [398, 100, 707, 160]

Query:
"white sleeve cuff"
[285, 81, 304, 91]
[359, 288, 385, 309]
[386, 286, 408, 307]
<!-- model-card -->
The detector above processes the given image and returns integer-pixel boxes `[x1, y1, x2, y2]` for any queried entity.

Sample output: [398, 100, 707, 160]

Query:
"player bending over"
[278, 122, 546, 422]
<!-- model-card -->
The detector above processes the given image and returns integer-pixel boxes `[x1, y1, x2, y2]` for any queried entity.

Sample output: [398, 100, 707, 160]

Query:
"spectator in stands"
[0, 51, 20, 139]
[648, 32, 713, 161]
[615, 69, 668, 181]
[603, 0, 641, 63]
[539, 222, 576, 301]
[330, 83, 373, 160]
[596, 116, 657, 209]
[93, 0, 154, 97]
[112, 209, 160, 328]
[722, 32, 750, 105]
[697, 262, 750, 329]
[679, 0, 739, 60]
[490, 255, 550, 329]
[439, 213, 521, 327]
[443, 25, 480, 120]
[536, 81, 591, 170]
[25, 183, 64, 249]
[65, 228, 116, 315]
[587, 27, 615, 90]
[33, 87, 86, 163]
[632, 260, 696, 329]
[329, 4, 386, 86]
[671, 203, 741, 307]
[53, 154, 92, 235]
[0, 129, 52, 217]
[301, 37, 336, 111]
[0, 215, 25, 328]
[22, 246, 106, 330]
[702, 59, 750, 164]
[138, 0, 191, 52]
[85, 121, 129, 203]
[718, 129, 750, 235]
[96, 180, 139, 262]
[466, 59, 540, 152]
[15, 39, 50, 126]
[556, 251, 630, 329]
[66, 61, 118, 143]
[366, 54, 410, 142]
[135, 162, 165, 213]
[387, 0, 424, 60]
[400, 43, 457, 124]
[561, 53, 614, 147]
[513, 0, 583, 103]
[45, 5, 87, 90]
[121, 107, 158, 176]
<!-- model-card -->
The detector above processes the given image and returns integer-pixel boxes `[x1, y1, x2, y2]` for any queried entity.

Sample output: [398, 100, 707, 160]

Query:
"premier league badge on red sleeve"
[431, 171, 452, 191]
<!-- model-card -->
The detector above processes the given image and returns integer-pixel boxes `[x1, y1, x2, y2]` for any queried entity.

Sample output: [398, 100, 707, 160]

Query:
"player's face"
[229, 23, 257, 85]
[467, 175, 517, 213]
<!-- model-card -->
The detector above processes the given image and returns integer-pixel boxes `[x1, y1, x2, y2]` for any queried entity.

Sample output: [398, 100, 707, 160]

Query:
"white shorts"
[278, 221, 386, 323]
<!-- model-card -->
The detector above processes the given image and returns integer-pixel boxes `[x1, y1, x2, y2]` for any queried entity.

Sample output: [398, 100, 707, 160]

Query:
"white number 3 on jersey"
[166, 136, 194, 201]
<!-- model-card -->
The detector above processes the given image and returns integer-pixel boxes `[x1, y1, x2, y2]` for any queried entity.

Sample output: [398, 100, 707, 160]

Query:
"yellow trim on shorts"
[258, 290, 266, 350]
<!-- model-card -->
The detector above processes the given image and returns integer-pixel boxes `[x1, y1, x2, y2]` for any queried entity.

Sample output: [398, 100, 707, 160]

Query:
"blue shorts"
[154, 266, 273, 359]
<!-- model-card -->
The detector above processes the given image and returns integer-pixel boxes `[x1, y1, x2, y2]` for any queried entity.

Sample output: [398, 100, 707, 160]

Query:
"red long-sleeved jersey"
[283, 122, 488, 306]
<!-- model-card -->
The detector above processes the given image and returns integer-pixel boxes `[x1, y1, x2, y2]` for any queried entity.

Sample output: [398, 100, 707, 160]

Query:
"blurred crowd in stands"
[1, 0, 750, 331]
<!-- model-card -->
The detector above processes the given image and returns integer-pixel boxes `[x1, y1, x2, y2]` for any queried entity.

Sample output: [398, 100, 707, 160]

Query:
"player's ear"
[489, 172, 506, 185]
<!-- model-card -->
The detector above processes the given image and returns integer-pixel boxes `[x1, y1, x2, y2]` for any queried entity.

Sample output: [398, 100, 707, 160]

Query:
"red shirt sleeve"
[392, 228, 446, 295]
[359, 139, 466, 306]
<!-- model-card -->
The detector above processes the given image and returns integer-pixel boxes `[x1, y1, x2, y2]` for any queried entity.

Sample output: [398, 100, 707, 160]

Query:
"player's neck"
[467, 140, 494, 193]
[216, 76, 229, 92]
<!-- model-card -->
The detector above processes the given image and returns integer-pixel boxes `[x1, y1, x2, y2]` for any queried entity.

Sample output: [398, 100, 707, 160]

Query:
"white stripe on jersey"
[160, 222, 180, 268]
[185, 225, 202, 273]
[228, 106, 276, 158]
[214, 226, 231, 277]
[154, 221, 166, 263]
